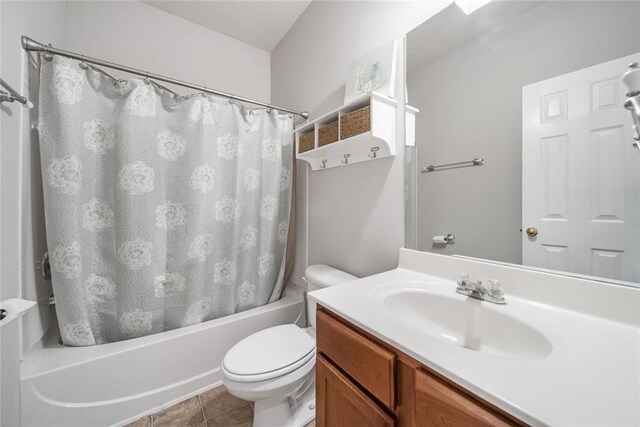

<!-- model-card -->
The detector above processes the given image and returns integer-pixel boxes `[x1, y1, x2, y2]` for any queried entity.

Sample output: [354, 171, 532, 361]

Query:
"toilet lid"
[223, 324, 315, 381]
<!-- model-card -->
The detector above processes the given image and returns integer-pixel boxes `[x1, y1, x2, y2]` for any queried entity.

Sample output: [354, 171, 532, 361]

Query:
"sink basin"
[384, 290, 551, 359]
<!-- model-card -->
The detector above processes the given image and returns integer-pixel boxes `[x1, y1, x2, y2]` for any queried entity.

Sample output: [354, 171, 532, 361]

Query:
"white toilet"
[221, 265, 357, 427]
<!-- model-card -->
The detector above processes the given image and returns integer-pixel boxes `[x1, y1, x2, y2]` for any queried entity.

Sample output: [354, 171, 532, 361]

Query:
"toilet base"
[253, 384, 315, 427]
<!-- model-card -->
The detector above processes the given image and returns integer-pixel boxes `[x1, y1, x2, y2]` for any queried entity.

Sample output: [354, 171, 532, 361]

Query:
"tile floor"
[126, 385, 316, 427]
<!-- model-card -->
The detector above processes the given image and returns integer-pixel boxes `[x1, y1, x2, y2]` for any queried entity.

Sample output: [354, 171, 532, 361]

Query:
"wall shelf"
[295, 91, 397, 171]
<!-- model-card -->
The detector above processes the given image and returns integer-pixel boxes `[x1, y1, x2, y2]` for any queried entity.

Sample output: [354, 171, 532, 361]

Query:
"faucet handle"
[456, 272, 470, 287]
[487, 279, 506, 298]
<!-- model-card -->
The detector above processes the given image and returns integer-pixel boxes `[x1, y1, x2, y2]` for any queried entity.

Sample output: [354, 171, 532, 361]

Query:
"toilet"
[221, 265, 357, 427]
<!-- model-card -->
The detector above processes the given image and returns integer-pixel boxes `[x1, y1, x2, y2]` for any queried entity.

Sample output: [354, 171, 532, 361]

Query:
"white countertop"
[309, 251, 640, 427]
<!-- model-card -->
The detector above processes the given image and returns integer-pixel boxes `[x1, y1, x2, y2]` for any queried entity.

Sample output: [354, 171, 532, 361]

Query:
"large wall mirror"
[405, 1, 640, 287]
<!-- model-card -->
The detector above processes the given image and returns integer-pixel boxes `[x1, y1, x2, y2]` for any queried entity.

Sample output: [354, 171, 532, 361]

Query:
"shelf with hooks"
[295, 91, 397, 171]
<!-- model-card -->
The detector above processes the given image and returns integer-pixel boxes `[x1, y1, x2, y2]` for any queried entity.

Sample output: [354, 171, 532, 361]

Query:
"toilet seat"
[222, 324, 315, 383]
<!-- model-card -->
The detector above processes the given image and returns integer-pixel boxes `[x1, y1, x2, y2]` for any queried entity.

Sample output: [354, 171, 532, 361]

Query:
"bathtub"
[20, 286, 304, 427]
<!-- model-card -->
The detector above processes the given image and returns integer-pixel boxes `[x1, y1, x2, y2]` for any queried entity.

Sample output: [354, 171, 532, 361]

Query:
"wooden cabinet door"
[316, 355, 395, 427]
[414, 370, 515, 427]
[317, 308, 396, 409]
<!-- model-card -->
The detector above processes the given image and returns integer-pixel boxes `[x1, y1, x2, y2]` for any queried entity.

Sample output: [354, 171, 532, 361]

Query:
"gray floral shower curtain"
[38, 56, 293, 346]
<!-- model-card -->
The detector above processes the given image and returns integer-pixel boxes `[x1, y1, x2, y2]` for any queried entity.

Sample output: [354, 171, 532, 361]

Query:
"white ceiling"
[143, 1, 312, 52]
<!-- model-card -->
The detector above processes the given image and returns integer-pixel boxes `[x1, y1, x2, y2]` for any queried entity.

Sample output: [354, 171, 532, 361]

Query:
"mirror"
[405, 1, 640, 287]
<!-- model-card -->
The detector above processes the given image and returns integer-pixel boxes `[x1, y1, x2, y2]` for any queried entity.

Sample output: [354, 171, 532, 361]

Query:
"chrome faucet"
[456, 273, 506, 304]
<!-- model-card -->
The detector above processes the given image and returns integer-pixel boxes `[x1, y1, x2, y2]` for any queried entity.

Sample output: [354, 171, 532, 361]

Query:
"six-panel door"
[522, 52, 640, 283]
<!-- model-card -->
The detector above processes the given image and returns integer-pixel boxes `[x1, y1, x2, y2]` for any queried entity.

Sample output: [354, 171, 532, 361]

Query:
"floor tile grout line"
[128, 387, 252, 427]
[204, 401, 252, 425]
[198, 394, 207, 425]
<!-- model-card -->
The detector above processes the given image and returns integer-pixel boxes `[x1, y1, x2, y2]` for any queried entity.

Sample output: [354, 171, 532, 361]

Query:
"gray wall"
[271, 1, 450, 284]
[66, 1, 271, 100]
[407, 1, 640, 263]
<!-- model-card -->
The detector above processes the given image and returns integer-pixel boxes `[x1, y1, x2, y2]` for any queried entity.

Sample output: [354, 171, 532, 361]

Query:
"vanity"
[316, 307, 524, 426]
[309, 249, 640, 427]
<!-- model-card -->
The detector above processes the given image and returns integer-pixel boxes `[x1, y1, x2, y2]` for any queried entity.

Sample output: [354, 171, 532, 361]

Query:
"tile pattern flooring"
[126, 385, 316, 427]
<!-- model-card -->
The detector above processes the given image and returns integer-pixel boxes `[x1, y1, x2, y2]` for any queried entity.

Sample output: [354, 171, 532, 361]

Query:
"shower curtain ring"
[145, 70, 150, 83]
[79, 54, 88, 69]
[42, 44, 53, 61]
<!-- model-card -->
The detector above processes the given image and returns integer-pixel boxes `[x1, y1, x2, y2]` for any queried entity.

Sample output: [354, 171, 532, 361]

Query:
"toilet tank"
[305, 265, 357, 330]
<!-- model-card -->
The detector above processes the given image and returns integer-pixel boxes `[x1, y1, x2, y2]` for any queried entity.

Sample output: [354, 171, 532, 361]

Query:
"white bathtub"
[20, 287, 304, 427]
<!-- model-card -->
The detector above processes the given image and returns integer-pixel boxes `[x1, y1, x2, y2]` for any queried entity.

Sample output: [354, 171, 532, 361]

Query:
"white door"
[522, 53, 640, 284]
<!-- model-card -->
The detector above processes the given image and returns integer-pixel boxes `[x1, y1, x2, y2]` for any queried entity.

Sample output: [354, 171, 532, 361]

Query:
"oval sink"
[384, 290, 551, 360]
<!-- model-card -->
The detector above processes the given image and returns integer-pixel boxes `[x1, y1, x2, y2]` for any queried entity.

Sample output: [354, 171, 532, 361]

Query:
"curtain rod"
[21, 36, 309, 120]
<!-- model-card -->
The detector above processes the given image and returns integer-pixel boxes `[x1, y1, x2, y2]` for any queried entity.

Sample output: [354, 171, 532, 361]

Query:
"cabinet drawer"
[414, 369, 517, 427]
[317, 355, 395, 427]
[317, 307, 396, 409]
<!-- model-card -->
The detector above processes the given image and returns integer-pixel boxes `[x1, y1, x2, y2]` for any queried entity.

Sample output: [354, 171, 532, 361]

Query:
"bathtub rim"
[21, 284, 305, 380]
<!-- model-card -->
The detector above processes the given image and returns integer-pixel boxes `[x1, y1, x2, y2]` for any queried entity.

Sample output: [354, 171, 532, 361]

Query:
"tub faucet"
[456, 273, 506, 304]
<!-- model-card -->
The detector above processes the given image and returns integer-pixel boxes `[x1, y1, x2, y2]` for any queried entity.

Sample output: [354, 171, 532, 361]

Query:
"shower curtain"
[38, 56, 293, 346]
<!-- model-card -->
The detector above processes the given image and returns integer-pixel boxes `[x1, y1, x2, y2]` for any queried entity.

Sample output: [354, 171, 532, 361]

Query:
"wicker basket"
[340, 106, 371, 140]
[298, 131, 314, 153]
[318, 121, 339, 147]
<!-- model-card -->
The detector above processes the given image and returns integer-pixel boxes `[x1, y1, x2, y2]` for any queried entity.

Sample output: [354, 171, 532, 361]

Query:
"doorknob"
[526, 227, 538, 237]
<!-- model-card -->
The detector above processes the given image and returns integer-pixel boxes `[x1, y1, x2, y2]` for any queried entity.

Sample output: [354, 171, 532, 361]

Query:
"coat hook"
[368, 146, 380, 158]
[319, 159, 327, 169]
[341, 154, 350, 164]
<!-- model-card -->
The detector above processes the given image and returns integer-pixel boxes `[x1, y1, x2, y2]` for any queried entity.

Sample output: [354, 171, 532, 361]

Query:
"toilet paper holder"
[433, 233, 455, 244]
